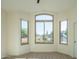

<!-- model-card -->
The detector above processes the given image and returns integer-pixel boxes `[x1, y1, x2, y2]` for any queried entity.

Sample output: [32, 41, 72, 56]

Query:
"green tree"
[21, 28, 28, 38]
[64, 29, 67, 35]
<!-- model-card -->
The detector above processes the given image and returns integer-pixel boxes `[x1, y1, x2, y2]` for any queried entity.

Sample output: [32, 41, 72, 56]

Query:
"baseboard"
[30, 51, 56, 53]
[3, 51, 76, 59]
[1, 57, 8, 59]
[8, 52, 30, 57]
[72, 57, 77, 59]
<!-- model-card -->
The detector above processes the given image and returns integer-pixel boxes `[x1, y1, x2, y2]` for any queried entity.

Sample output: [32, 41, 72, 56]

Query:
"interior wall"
[56, 7, 76, 57]
[1, 10, 7, 58]
[1, 8, 76, 57]
[30, 10, 76, 57]
[6, 11, 31, 56]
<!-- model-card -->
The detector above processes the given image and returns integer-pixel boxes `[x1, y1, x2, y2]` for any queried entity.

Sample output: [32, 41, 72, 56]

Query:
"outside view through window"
[21, 20, 28, 44]
[60, 20, 68, 44]
[36, 15, 53, 43]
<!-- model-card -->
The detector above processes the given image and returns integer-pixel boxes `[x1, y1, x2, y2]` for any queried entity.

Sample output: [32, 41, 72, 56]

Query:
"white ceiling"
[1, 0, 76, 13]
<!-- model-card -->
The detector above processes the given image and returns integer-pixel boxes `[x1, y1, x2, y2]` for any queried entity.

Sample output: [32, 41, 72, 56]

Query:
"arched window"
[35, 14, 54, 44]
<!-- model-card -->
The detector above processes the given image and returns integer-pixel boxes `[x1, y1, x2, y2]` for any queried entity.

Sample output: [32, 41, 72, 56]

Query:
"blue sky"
[36, 15, 53, 35]
[21, 20, 67, 35]
[36, 22, 53, 35]
[36, 15, 53, 20]
[22, 20, 27, 29]
[61, 20, 67, 31]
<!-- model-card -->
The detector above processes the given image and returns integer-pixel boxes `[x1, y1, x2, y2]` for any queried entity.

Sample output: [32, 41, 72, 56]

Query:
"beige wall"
[6, 12, 31, 56]
[1, 8, 76, 57]
[1, 10, 7, 58]
[56, 7, 77, 57]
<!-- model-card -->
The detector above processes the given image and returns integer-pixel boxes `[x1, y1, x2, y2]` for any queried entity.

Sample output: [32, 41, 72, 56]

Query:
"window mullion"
[43, 22, 45, 39]
[44, 22, 45, 39]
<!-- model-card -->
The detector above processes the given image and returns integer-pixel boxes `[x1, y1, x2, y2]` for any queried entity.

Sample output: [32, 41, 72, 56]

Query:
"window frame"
[35, 14, 54, 44]
[59, 20, 68, 45]
[20, 19, 29, 45]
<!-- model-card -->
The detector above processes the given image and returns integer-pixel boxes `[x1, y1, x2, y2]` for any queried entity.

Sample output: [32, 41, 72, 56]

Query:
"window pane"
[36, 22, 44, 42]
[21, 20, 28, 44]
[35, 14, 53, 44]
[60, 20, 68, 44]
[45, 22, 53, 43]
[36, 15, 53, 20]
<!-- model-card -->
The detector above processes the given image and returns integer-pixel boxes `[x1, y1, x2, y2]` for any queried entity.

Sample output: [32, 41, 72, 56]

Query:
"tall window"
[20, 20, 29, 45]
[59, 20, 68, 44]
[35, 14, 54, 44]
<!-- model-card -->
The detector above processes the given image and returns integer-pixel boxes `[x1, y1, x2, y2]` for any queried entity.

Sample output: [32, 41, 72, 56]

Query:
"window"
[20, 20, 29, 45]
[59, 20, 68, 44]
[35, 14, 54, 44]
